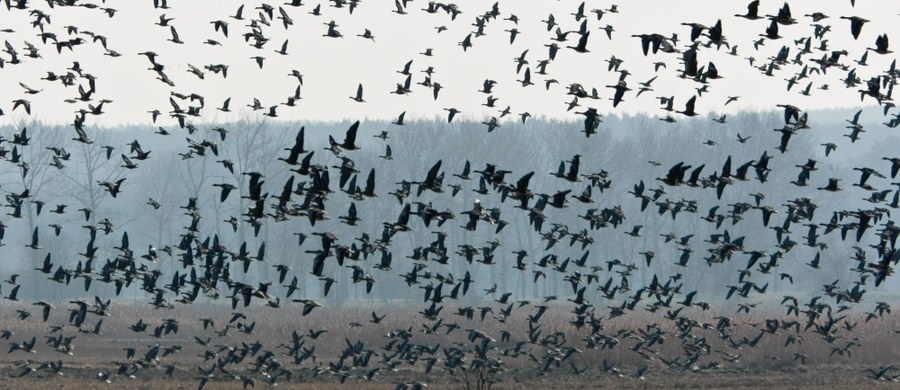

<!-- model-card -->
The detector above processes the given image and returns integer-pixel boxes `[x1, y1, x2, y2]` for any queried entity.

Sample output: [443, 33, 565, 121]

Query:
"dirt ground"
[0, 304, 897, 389]
[0, 366, 895, 389]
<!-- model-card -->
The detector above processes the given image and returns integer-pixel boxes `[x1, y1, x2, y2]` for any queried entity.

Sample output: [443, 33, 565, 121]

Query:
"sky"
[0, 0, 897, 127]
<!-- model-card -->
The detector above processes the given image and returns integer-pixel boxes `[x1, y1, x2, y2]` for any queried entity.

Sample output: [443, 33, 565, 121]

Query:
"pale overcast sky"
[0, 0, 896, 126]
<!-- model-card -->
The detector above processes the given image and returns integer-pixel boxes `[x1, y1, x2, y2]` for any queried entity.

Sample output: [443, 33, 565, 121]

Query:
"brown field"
[0, 365, 897, 389]
[0, 302, 898, 389]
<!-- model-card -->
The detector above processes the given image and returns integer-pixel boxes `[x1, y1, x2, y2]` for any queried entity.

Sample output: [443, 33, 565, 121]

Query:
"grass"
[0, 302, 898, 388]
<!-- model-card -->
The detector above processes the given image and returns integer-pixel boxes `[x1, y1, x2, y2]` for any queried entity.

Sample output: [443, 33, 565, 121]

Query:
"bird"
[676, 96, 699, 116]
[167, 26, 183, 44]
[350, 84, 365, 102]
[444, 108, 461, 123]
[251, 56, 266, 69]
[625, 225, 643, 237]
[358, 29, 376, 42]
[819, 178, 843, 192]
[25, 227, 41, 250]
[868, 34, 892, 54]
[391, 112, 406, 126]
[379, 145, 393, 160]
[275, 40, 289, 55]
[459, 33, 473, 51]
[735, 0, 762, 20]
[568, 31, 590, 53]
[840, 16, 869, 40]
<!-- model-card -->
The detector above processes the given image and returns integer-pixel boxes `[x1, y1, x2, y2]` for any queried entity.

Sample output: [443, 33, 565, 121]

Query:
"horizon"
[0, 103, 891, 129]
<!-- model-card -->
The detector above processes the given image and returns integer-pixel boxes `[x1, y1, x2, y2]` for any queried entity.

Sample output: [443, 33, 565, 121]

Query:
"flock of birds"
[1, 0, 900, 388]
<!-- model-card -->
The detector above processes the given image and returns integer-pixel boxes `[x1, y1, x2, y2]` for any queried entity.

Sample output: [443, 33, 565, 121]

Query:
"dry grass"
[0, 302, 898, 388]
[0, 366, 897, 389]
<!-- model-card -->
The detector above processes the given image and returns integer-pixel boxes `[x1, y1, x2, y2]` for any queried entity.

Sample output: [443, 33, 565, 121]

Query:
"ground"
[0, 366, 896, 389]
[0, 303, 897, 389]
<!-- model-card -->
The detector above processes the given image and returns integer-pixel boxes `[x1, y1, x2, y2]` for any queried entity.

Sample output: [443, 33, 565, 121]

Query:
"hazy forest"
[2, 108, 897, 304]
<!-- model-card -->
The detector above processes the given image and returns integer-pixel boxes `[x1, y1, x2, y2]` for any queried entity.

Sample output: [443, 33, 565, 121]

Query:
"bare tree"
[0, 121, 67, 299]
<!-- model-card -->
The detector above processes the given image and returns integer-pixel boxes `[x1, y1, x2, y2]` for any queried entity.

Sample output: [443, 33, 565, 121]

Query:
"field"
[1, 365, 898, 389]
[1, 302, 898, 389]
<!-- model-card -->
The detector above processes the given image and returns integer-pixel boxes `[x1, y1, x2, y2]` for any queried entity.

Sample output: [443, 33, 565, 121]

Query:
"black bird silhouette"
[459, 33, 473, 51]
[5, 285, 20, 301]
[328, 121, 360, 152]
[568, 31, 590, 53]
[444, 108, 461, 123]
[676, 96, 699, 116]
[767, 2, 796, 25]
[350, 83, 365, 102]
[167, 26, 183, 44]
[868, 34, 892, 54]
[25, 227, 41, 250]
[735, 0, 762, 20]
[659, 162, 692, 186]
[841, 16, 869, 40]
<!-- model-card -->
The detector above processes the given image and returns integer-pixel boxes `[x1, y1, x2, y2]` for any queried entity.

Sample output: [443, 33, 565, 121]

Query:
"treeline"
[0, 107, 897, 308]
